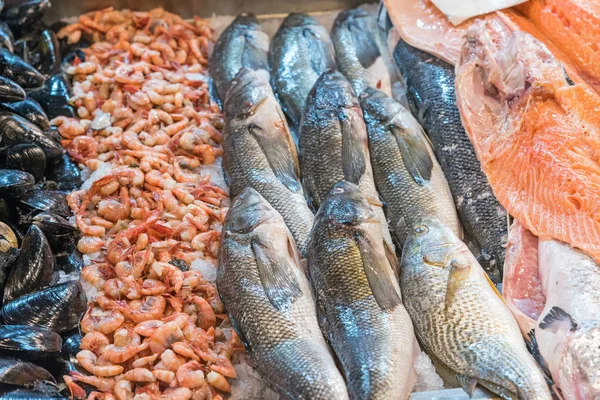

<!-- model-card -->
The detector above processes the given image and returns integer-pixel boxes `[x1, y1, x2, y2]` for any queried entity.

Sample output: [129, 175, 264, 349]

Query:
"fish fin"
[303, 28, 336, 74]
[525, 329, 552, 378]
[340, 115, 366, 184]
[354, 231, 401, 311]
[251, 239, 302, 311]
[539, 306, 578, 332]
[348, 20, 380, 69]
[247, 123, 302, 193]
[444, 261, 471, 312]
[456, 375, 478, 396]
[242, 32, 268, 71]
[483, 269, 504, 302]
[390, 123, 433, 185]
[383, 240, 400, 280]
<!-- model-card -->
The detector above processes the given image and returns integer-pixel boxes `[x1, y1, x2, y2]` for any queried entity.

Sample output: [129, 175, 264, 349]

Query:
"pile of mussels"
[0, 0, 90, 398]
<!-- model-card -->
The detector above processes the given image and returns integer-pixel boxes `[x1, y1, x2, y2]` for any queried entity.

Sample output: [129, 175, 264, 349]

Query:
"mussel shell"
[0, 247, 17, 288]
[54, 250, 82, 273]
[16, 190, 69, 217]
[28, 30, 59, 77]
[0, 221, 16, 252]
[0, 144, 45, 182]
[44, 154, 80, 191]
[0, 98, 49, 130]
[59, 48, 84, 75]
[0, 281, 87, 333]
[31, 212, 79, 256]
[0, 76, 24, 103]
[0, 169, 34, 196]
[31, 212, 74, 236]
[12, 40, 28, 64]
[0, 326, 61, 354]
[59, 332, 80, 361]
[0, 389, 67, 399]
[0, 357, 54, 387]
[0, 112, 62, 159]
[3, 224, 57, 303]
[0, 49, 44, 89]
[26, 75, 73, 120]
[0, 22, 13, 53]
[0, 0, 50, 34]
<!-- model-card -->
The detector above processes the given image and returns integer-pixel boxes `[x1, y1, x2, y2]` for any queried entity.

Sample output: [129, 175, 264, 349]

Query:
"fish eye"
[333, 186, 345, 194]
[233, 198, 243, 207]
[414, 224, 429, 235]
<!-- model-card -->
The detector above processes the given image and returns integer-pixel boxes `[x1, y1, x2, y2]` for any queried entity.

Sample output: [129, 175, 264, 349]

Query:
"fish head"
[334, 8, 372, 35]
[310, 70, 359, 111]
[225, 187, 282, 236]
[403, 217, 470, 268]
[224, 67, 272, 120]
[280, 12, 316, 29]
[231, 13, 261, 29]
[559, 323, 600, 399]
[359, 87, 400, 125]
[316, 180, 377, 227]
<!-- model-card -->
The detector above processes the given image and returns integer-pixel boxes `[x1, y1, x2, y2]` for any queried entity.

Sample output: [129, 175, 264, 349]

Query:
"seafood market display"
[3, 0, 595, 398]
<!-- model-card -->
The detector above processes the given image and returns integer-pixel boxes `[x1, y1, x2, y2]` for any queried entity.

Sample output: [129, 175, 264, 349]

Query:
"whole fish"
[503, 221, 600, 399]
[269, 13, 336, 139]
[308, 181, 417, 400]
[218, 187, 349, 400]
[394, 38, 507, 283]
[209, 14, 269, 105]
[401, 217, 551, 399]
[332, 8, 408, 108]
[360, 87, 461, 244]
[299, 70, 394, 250]
[223, 68, 313, 256]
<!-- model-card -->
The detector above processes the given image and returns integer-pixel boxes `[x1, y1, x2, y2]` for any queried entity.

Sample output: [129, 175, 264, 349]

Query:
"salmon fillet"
[456, 20, 600, 265]
[517, 0, 600, 91]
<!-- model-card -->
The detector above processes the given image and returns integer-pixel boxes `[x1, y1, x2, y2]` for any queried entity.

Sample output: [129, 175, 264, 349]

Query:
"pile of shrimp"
[54, 8, 242, 400]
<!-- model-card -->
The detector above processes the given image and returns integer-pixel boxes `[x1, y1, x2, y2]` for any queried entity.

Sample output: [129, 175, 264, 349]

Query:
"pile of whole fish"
[0, 1, 89, 398]
[211, 9, 558, 400]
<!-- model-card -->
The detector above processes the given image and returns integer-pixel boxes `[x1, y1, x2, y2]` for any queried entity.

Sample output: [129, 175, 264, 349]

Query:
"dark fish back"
[393, 39, 507, 282]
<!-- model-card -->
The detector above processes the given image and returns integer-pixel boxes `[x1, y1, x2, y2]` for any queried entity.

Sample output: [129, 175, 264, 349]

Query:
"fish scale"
[393, 39, 507, 283]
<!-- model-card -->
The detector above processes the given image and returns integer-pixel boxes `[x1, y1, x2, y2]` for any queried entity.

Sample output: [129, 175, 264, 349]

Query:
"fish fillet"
[456, 20, 600, 265]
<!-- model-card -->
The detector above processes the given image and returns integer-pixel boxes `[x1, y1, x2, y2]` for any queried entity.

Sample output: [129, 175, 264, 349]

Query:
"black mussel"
[31, 212, 74, 236]
[41, 127, 60, 145]
[0, 221, 16, 252]
[0, 49, 44, 89]
[12, 40, 28, 64]
[0, 98, 49, 130]
[3, 225, 57, 303]
[28, 30, 59, 77]
[0, 326, 61, 355]
[0, 76, 24, 103]
[54, 251, 82, 274]
[59, 332, 80, 362]
[44, 154, 80, 191]
[0, 199, 8, 221]
[0, 112, 62, 159]
[17, 190, 69, 217]
[31, 212, 79, 256]
[0, 389, 67, 399]
[0, 281, 87, 333]
[0, 22, 13, 53]
[59, 48, 83, 75]
[0, 0, 50, 34]
[0, 144, 45, 181]
[26, 75, 73, 120]
[0, 357, 54, 387]
[0, 169, 34, 196]
[0, 222, 17, 300]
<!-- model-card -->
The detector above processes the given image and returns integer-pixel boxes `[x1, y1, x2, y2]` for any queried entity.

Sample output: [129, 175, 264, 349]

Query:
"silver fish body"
[218, 188, 349, 400]
[223, 68, 313, 256]
[308, 181, 417, 400]
[332, 8, 407, 108]
[270, 13, 336, 139]
[209, 14, 270, 105]
[360, 87, 461, 244]
[401, 218, 551, 399]
[299, 71, 393, 250]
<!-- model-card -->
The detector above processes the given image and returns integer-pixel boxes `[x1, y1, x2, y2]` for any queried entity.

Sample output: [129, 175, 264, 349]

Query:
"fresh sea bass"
[360, 87, 461, 244]
[299, 71, 394, 250]
[270, 13, 336, 137]
[223, 68, 313, 256]
[218, 188, 349, 400]
[503, 221, 600, 399]
[209, 14, 269, 105]
[394, 38, 507, 283]
[401, 218, 551, 399]
[308, 181, 417, 400]
[332, 8, 407, 107]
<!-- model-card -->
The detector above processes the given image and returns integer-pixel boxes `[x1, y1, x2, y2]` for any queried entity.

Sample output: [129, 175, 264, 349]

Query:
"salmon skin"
[455, 20, 600, 266]
[393, 39, 507, 283]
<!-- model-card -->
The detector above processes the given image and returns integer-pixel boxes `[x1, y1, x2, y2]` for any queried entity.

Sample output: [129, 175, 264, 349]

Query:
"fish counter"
[0, 0, 597, 399]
